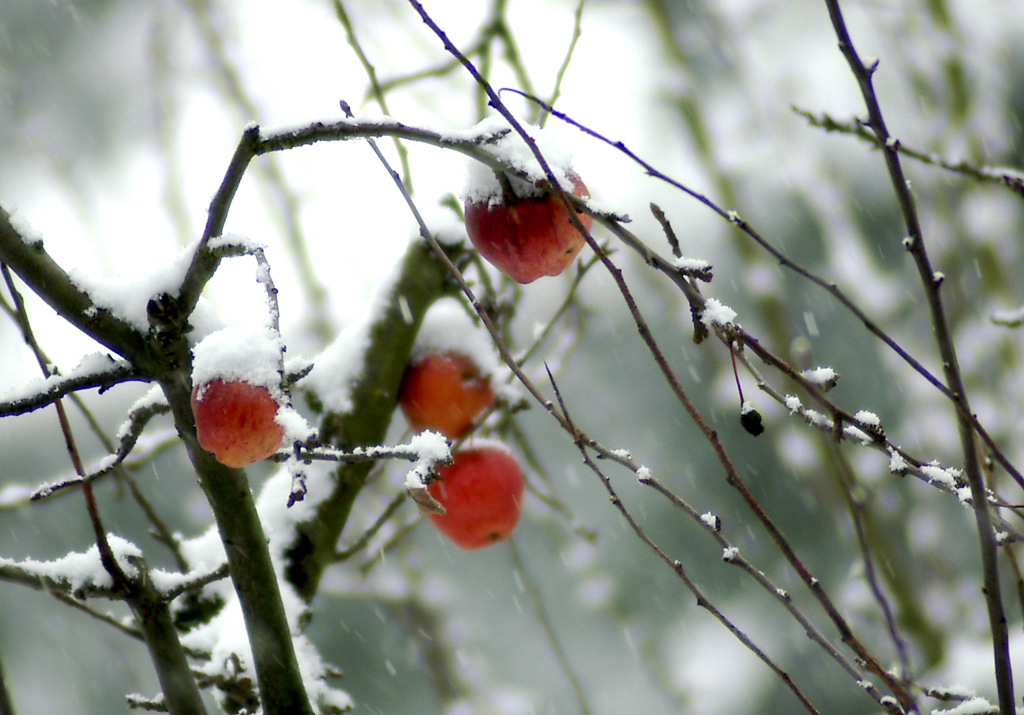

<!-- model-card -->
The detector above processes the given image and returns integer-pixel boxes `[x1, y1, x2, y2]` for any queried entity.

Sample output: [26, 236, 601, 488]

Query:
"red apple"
[465, 171, 593, 284]
[190, 379, 284, 468]
[427, 447, 524, 550]
[398, 351, 494, 440]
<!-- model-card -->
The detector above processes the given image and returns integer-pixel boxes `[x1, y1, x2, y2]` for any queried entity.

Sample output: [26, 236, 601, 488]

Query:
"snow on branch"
[31, 386, 171, 501]
[0, 535, 141, 599]
[0, 353, 142, 417]
[272, 432, 451, 469]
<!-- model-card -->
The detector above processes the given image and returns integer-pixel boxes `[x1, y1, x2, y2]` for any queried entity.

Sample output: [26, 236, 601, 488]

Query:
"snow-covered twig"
[728, 335, 1022, 545]
[728, 322, 1024, 500]
[160, 563, 230, 602]
[334, 491, 408, 563]
[272, 438, 447, 467]
[0, 356, 141, 417]
[31, 399, 170, 501]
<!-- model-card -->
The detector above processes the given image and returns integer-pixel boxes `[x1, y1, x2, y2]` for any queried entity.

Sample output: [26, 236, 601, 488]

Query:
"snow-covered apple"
[464, 170, 593, 284]
[427, 446, 524, 550]
[398, 351, 494, 440]
[190, 379, 284, 468]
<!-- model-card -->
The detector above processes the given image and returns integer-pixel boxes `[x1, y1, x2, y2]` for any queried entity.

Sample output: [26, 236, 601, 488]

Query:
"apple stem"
[494, 170, 517, 205]
[730, 342, 746, 405]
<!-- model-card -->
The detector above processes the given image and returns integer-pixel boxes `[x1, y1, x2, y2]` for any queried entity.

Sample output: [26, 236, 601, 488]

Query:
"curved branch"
[176, 125, 261, 322]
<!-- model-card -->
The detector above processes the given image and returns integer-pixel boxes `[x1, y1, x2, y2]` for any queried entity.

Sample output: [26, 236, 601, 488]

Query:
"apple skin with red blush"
[465, 171, 593, 284]
[398, 351, 494, 440]
[190, 379, 284, 469]
[427, 447, 524, 550]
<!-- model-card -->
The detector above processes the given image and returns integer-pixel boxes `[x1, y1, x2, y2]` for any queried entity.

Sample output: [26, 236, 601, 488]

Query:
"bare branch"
[334, 492, 408, 563]
[794, 107, 1024, 199]
[544, 368, 825, 715]
[637, 473, 892, 703]
[824, 2, 1013, 710]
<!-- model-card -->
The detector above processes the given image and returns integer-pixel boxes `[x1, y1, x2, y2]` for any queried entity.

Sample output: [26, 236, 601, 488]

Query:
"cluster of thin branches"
[1, 1, 1023, 714]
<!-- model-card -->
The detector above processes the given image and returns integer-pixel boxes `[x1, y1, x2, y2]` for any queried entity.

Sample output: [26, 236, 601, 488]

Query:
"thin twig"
[334, 0, 414, 191]
[2, 264, 129, 591]
[793, 107, 1024, 199]
[31, 400, 170, 501]
[51, 591, 144, 641]
[825, 440, 912, 687]
[545, 368, 825, 715]
[358, 516, 423, 575]
[538, 0, 586, 129]
[517, 251, 601, 368]
[508, 538, 594, 715]
[730, 334, 1023, 543]
[824, 2, 1013, 711]
[636, 473, 893, 701]
[335, 492, 408, 562]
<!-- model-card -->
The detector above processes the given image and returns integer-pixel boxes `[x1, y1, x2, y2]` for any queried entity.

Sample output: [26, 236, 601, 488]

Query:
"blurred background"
[3, 0, 1024, 713]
